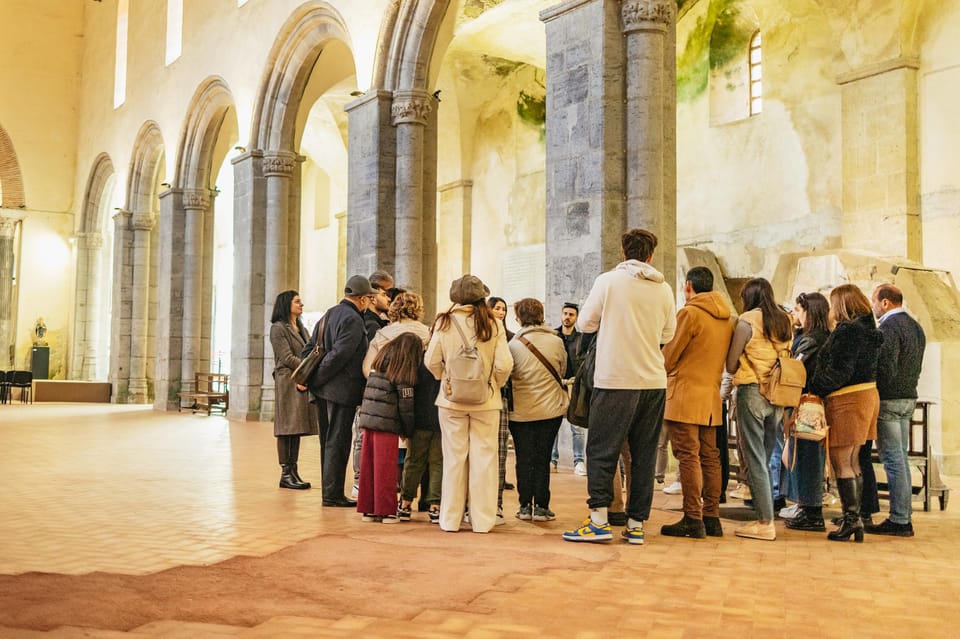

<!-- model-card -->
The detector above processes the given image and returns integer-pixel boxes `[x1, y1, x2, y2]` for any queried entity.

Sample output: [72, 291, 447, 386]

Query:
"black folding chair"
[0, 370, 11, 404]
[11, 370, 32, 404]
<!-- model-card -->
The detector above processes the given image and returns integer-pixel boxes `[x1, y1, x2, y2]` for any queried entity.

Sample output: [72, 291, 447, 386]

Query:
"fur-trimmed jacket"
[808, 314, 882, 398]
[357, 371, 416, 437]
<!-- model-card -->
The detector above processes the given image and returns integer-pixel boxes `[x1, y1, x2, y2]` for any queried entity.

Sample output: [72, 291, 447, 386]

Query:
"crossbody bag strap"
[518, 335, 565, 390]
[311, 315, 328, 355]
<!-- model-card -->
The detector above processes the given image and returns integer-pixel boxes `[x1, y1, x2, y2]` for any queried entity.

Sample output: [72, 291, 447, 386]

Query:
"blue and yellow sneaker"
[562, 517, 613, 542]
[621, 521, 645, 545]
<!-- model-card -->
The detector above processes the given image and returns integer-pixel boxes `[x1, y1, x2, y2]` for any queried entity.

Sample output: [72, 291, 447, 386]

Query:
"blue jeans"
[551, 419, 585, 465]
[736, 384, 783, 522]
[877, 398, 915, 524]
[769, 422, 784, 499]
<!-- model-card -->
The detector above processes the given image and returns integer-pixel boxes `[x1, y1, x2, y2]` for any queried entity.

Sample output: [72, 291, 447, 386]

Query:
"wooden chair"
[178, 373, 229, 416]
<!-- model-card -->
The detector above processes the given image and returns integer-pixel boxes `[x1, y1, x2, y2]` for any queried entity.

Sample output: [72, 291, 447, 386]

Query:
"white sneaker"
[662, 481, 682, 495]
[574, 461, 587, 476]
[350, 485, 359, 500]
[778, 503, 800, 519]
[496, 508, 506, 526]
[734, 520, 776, 541]
[729, 483, 751, 500]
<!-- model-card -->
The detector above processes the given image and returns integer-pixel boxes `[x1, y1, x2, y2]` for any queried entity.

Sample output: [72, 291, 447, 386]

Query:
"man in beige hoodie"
[659, 267, 735, 539]
[562, 229, 676, 545]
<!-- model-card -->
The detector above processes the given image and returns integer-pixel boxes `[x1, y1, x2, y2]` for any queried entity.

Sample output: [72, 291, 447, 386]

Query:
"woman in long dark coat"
[270, 290, 319, 489]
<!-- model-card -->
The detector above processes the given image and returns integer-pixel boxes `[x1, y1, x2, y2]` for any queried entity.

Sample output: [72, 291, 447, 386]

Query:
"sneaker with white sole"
[562, 517, 613, 542]
[350, 485, 359, 500]
[382, 514, 401, 524]
[778, 503, 800, 519]
[734, 520, 776, 541]
[729, 484, 752, 500]
[662, 481, 682, 495]
[533, 506, 556, 521]
[360, 514, 382, 523]
[574, 461, 587, 476]
[516, 505, 533, 520]
[495, 507, 506, 526]
[621, 521, 645, 545]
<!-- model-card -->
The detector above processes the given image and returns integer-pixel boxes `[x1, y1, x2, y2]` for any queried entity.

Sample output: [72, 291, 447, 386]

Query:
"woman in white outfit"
[425, 275, 513, 532]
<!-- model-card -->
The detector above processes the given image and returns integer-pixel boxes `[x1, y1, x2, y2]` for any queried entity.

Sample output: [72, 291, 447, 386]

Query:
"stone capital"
[391, 90, 433, 126]
[112, 208, 132, 225]
[262, 151, 298, 177]
[77, 231, 104, 250]
[182, 189, 210, 211]
[131, 213, 155, 232]
[621, 0, 674, 34]
[0, 213, 23, 239]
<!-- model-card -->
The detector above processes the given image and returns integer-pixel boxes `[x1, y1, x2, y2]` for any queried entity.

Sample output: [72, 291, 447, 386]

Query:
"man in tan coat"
[660, 267, 734, 538]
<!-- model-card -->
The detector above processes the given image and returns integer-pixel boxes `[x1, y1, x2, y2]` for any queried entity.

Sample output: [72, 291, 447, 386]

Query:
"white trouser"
[438, 407, 500, 532]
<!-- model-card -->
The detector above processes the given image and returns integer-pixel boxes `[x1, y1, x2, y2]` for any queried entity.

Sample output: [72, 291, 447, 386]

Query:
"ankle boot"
[660, 514, 706, 539]
[279, 464, 308, 489]
[287, 437, 310, 488]
[827, 477, 863, 542]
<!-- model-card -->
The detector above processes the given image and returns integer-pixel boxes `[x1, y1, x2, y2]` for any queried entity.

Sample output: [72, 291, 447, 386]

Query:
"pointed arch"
[373, 0, 452, 92]
[248, 1, 352, 151]
[0, 123, 25, 209]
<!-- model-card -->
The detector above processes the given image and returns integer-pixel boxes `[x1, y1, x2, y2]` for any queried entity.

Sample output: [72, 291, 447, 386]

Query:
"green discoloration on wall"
[464, 0, 504, 20]
[517, 90, 545, 127]
[677, 0, 758, 104]
[481, 54, 523, 78]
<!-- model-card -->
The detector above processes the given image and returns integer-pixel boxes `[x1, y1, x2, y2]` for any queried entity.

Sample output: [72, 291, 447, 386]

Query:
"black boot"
[660, 515, 707, 539]
[287, 437, 311, 489]
[278, 437, 308, 490]
[785, 505, 826, 532]
[827, 477, 864, 542]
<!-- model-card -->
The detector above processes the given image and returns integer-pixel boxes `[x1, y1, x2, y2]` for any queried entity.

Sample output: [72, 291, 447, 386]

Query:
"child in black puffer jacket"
[356, 332, 421, 522]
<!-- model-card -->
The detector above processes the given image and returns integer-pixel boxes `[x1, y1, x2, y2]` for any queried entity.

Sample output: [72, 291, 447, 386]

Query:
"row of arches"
[74, 0, 556, 420]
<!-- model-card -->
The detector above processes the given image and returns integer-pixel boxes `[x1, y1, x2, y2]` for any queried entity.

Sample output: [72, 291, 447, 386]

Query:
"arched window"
[749, 31, 762, 116]
[165, 0, 183, 66]
[114, 0, 128, 108]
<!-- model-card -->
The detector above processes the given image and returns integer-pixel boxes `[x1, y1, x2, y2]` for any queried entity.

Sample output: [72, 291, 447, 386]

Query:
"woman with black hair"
[784, 292, 832, 532]
[269, 290, 318, 489]
[725, 278, 794, 540]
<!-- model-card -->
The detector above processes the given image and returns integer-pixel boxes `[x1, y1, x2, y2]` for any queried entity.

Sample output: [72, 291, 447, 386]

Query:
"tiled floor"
[1, 403, 959, 637]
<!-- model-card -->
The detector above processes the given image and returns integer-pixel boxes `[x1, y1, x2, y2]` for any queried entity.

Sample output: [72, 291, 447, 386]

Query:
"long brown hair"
[829, 284, 872, 324]
[740, 278, 792, 343]
[433, 302, 496, 343]
[371, 332, 423, 387]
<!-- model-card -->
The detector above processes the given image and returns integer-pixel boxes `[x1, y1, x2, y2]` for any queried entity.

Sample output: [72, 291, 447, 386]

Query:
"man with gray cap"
[304, 275, 373, 506]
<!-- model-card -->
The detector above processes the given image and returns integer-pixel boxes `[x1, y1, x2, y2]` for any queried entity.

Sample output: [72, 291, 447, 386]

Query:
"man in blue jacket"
[305, 275, 373, 506]
[866, 284, 926, 536]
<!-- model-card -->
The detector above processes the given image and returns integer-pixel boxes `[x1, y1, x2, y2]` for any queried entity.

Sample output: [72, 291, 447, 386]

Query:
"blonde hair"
[387, 292, 424, 323]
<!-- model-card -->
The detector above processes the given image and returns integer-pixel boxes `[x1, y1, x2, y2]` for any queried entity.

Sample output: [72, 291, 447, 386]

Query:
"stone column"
[336, 210, 347, 295]
[286, 155, 306, 291]
[346, 91, 396, 279]
[110, 209, 133, 403]
[75, 231, 104, 380]
[200, 191, 217, 376]
[541, 0, 627, 317]
[259, 151, 297, 422]
[0, 213, 21, 369]
[437, 179, 473, 286]
[228, 151, 267, 421]
[127, 212, 154, 402]
[421, 94, 439, 315]
[838, 57, 921, 260]
[392, 89, 432, 292]
[623, 0, 676, 282]
[180, 189, 209, 406]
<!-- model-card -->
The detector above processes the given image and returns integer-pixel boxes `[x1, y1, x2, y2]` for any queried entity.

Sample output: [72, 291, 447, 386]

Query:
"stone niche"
[777, 250, 960, 474]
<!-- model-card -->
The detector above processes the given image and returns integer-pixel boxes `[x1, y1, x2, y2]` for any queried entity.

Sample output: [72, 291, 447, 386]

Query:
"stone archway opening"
[431, 1, 551, 329]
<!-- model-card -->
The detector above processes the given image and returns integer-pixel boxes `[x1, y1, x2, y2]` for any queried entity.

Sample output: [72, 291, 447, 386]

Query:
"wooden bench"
[871, 400, 950, 512]
[178, 373, 229, 416]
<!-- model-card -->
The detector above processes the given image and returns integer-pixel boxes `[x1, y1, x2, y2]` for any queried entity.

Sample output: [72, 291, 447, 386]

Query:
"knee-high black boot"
[278, 436, 308, 490]
[827, 476, 864, 542]
[287, 436, 311, 489]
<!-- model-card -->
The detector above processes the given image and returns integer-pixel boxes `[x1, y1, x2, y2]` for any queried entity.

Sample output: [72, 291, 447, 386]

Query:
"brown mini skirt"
[825, 383, 879, 448]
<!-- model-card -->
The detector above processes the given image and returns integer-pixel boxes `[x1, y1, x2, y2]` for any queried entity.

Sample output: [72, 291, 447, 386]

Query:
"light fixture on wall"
[234, 146, 246, 153]
[213, 186, 221, 193]
[160, 182, 171, 188]
[349, 90, 364, 97]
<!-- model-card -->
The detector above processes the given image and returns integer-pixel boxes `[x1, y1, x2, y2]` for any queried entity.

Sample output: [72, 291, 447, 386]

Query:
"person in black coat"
[784, 292, 831, 532]
[304, 275, 373, 506]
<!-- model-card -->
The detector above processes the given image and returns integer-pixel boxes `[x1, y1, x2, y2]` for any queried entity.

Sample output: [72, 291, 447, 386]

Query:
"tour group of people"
[267, 227, 925, 544]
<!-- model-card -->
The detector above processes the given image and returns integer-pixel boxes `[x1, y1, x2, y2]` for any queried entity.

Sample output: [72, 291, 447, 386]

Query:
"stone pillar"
[229, 151, 267, 420]
[110, 209, 133, 403]
[259, 151, 297, 422]
[838, 57, 921, 260]
[0, 213, 21, 368]
[180, 189, 209, 406]
[421, 94, 439, 315]
[623, 0, 676, 283]
[127, 212, 154, 402]
[346, 91, 396, 279]
[200, 191, 217, 376]
[336, 210, 347, 295]
[75, 231, 104, 380]
[286, 155, 306, 291]
[437, 179, 473, 288]
[392, 89, 432, 294]
[541, 0, 627, 316]
[154, 189, 184, 410]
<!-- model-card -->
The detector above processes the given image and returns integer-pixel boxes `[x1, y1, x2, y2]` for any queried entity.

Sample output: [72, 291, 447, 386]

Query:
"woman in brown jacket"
[269, 290, 319, 490]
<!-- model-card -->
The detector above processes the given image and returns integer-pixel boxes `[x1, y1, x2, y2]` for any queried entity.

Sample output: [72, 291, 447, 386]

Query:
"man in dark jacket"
[305, 274, 373, 506]
[551, 303, 586, 475]
[866, 284, 926, 536]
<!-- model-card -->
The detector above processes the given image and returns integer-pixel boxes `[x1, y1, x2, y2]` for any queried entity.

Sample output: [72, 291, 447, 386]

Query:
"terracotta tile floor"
[1, 403, 959, 637]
